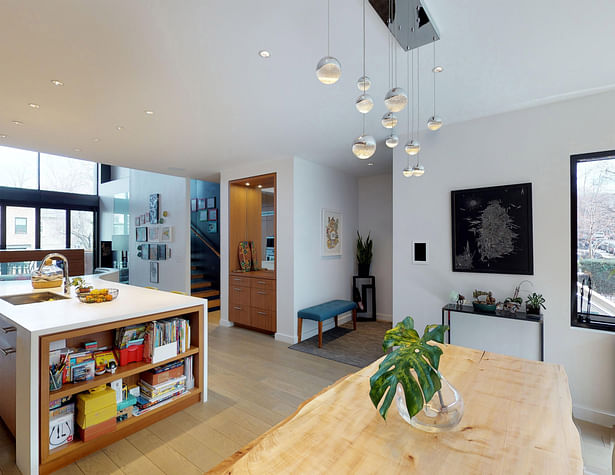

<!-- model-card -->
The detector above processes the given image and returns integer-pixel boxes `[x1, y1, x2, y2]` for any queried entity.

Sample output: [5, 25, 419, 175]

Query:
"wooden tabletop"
[208, 345, 583, 474]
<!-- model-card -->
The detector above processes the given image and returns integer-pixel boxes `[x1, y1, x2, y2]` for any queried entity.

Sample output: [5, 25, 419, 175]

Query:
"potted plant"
[526, 293, 546, 315]
[356, 231, 373, 277]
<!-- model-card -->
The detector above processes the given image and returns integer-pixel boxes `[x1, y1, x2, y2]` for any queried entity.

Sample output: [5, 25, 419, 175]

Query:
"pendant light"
[385, 134, 399, 148]
[384, 0, 400, 149]
[357, 76, 372, 91]
[405, 48, 420, 156]
[427, 39, 443, 131]
[381, 112, 398, 128]
[316, 0, 341, 85]
[355, 0, 374, 113]
[384, 0, 407, 114]
[402, 166, 414, 177]
[352, 131, 376, 159]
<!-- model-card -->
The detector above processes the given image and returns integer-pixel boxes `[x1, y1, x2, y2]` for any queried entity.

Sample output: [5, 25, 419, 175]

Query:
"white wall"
[392, 89, 615, 426]
[293, 158, 359, 340]
[128, 170, 191, 294]
[358, 174, 392, 321]
[219, 159, 295, 342]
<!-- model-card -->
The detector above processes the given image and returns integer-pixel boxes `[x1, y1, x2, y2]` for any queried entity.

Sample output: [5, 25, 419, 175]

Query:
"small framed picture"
[149, 244, 158, 260]
[142, 214, 147, 224]
[198, 198, 206, 210]
[136, 227, 148, 242]
[141, 244, 149, 259]
[207, 208, 218, 221]
[199, 211, 208, 222]
[150, 262, 159, 283]
[207, 222, 217, 233]
[160, 226, 173, 242]
[191, 199, 197, 212]
[157, 244, 167, 260]
[149, 226, 160, 242]
[206, 197, 216, 209]
[135, 216, 140, 226]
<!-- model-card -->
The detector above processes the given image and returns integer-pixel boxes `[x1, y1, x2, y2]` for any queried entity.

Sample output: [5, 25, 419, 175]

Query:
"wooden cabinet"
[0, 312, 17, 436]
[229, 271, 276, 333]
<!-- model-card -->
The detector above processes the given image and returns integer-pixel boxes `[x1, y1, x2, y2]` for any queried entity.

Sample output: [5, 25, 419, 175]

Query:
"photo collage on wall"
[193, 195, 218, 233]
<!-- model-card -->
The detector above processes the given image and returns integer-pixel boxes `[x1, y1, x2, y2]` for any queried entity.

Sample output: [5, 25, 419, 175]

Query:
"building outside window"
[14, 217, 27, 234]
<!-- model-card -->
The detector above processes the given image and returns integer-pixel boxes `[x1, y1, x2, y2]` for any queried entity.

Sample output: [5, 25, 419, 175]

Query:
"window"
[40, 153, 97, 195]
[40, 209, 67, 249]
[571, 150, 615, 331]
[14, 217, 27, 234]
[0, 146, 38, 189]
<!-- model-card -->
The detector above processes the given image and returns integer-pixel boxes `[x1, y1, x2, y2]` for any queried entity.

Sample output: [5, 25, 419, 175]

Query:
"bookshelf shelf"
[49, 347, 199, 399]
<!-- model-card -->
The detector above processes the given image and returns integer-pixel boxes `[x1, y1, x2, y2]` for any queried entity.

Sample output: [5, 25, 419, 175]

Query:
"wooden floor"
[0, 311, 356, 474]
[0, 311, 612, 474]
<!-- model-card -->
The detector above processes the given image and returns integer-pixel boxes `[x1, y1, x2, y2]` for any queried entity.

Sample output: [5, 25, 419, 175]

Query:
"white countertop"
[0, 276, 206, 336]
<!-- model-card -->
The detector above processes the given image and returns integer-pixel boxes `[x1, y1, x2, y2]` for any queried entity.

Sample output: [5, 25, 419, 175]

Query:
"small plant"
[526, 293, 546, 314]
[356, 232, 373, 276]
[369, 317, 447, 420]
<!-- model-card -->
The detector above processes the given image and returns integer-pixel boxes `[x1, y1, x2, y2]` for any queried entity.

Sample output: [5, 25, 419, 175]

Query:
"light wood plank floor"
[0, 311, 612, 474]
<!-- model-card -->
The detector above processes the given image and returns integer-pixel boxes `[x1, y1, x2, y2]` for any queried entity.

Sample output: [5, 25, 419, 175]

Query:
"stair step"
[191, 280, 212, 290]
[192, 289, 220, 299]
[191, 272, 205, 280]
[191, 266, 197, 271]
[208, 299, 220, 309]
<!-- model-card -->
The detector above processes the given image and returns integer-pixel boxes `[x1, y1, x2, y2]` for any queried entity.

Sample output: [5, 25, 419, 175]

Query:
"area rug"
[288, 321, 391, 368]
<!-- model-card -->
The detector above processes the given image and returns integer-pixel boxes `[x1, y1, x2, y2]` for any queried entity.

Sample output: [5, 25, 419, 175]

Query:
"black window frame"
[571, 149, 615, 332]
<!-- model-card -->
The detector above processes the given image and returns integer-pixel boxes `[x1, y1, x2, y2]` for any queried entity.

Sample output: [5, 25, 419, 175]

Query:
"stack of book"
[136, 375, 186, 415]
[143, 318, 191, 363]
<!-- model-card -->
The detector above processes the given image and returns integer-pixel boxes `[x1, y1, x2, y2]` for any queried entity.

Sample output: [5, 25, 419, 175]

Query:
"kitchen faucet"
[38, 253, 70, 294]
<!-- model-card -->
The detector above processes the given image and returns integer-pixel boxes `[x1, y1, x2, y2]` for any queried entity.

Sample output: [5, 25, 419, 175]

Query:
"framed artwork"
[142, 214, 147, 224]
[141, 244, 149, 259]
[157, 244, 167, 260]
[207, 208, 218, 221]
[160, 226, 173, 242]
[199, 211, 208, 222]
[191, 199, 198, 212]
[135, 216, 140, 226]
[451, 183, 533, 275]
[148, 226, 160, 242]
[207, 222, 217, 233]
[206, 197, 216, 209]
[321, 209, 342, 257]
[149, 193, 160, 224]
[136, 227, 148, 242]
[149, 244, 158, 260]
[197, 198, 206, 210]
[150, 262, 159, 283]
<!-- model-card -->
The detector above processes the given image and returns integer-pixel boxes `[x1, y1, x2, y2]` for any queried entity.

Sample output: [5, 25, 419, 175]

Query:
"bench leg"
[352, 309, 357, 330]
[298, 318, 303, 343]
[318, 321, 323, 348]
[334, 315, 338, 327]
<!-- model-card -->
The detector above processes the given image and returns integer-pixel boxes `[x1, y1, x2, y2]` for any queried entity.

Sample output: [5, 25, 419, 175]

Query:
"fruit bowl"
[78, 288, 119, 304]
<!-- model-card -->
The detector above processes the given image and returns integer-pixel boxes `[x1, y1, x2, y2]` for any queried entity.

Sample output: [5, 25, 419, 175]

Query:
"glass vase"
[396, 375, 464, 432]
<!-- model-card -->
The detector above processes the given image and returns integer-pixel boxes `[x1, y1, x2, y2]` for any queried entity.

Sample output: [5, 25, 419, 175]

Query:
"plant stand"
[352, 275, 376, 321]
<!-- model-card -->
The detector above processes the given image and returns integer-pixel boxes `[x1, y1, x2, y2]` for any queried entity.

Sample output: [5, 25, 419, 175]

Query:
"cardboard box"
[141, 365, 184, 386]
[76, 404, 116, 429]
[77, 417, 116, 442]
[49, 413, 74, 450]
[76, 387, 116, 413]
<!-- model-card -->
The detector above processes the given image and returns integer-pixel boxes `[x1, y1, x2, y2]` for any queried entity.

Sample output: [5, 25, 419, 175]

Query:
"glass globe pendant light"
[352, 134, 376, 159]
[316, 0, 341, 85]
[355, 94, 374, 113]
[412, 163, 425, 176]
[405, 139, 420, 155]
[404, 47, 420, 157]
[381, 112, 398, 129]
[385, 133, 399, 148]
[357, 75, 372, 91]
[402, 166, 414, 177]
[354, 0, 374, 114]
[427, 39, 443, 130]
[384, 87, 408, 113]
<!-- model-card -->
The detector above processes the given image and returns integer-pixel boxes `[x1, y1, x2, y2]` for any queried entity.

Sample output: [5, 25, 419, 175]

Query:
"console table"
[442, 304, 544, 361]
[352, 275, 376, 321]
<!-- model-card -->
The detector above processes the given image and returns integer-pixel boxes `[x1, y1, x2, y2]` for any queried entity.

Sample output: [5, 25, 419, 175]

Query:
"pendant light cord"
[433, 40, 436, 116]
[327, 0, 331, 56]
[362, 0, 366, 78]
[416, 47, 420, 143]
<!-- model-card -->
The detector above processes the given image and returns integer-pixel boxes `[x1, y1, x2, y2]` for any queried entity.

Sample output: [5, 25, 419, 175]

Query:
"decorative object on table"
[250, 241, 258, 270]
[160, 226, 173, 242]
[191, 199, 197, 212]
[207, 222, 217, 233]
[197, 198, 206, 210]
[238, 241, 252, 272]
[149, 244, 158, 260]
[356, 231, 373, 277]
[199, 210, 208, 222]
[135, 227, 147, 242]
[206, 197, 216, 209]
[472, 289, 496, 312]
[77, 288, 119, 304]
[32, 258, 64, 289]
[148, 226, 160, 242]
[456, 294, 466, 307]
[451, 183, 533, 275]
[71, 277, 92, 295]
[322, 209, 342, 257]
[369, 316, 463, 432]
[525, 292, 546, 315]
[157, 244, 167, 261]
[207, 208, 218, 221]
[150, 262, 159, 283]
[149, 193, 160, 224]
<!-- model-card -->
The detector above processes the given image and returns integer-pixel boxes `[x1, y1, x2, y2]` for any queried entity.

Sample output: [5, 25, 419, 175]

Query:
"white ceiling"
[1, 0, 615, 181]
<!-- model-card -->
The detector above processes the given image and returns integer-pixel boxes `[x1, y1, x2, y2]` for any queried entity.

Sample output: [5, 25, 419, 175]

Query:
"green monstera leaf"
[369, 316, 448, 420]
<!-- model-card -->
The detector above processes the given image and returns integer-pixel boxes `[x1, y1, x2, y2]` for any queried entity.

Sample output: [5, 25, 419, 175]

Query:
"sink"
[0, 292, 71, 306]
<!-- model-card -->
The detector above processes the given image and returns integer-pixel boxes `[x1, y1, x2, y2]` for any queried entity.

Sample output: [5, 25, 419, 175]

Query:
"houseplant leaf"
[369, 317, 447, 420]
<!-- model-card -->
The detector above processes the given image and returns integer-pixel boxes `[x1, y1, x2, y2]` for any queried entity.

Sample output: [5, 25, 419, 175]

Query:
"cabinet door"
[250, 288, 275, 312]
[251, 279, 275, 291]
[0, 344, 16, 436]
[229, 285, 251, 306]
[229, 275, 251, 288]
[229, 305, 251, 326]
[250, 308, 276, 333]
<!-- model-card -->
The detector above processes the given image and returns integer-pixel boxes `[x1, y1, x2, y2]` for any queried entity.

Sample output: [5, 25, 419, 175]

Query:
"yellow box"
[76, 403, 116, 429]
[76, 387, 117, 428]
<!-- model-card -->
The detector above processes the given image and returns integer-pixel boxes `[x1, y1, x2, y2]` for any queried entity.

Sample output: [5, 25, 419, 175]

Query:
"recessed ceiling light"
[367, 162, 374, 166]
[257, 184, 263, 188]
[0, 134, 7, 139]
[93, 137, 100, 143]
[11, 120, 24, 126]
[28, 103, 40, 109]
[144, 110, 154, 115]
[73, 148, 81, 152]
[167, 167, 185, 172]
[116, 125, 124, 131]
[258, 50, 271, 58]
[245, 182, 251, 186]
[51, 79, 64, 86]
[432, 66, 443, 73]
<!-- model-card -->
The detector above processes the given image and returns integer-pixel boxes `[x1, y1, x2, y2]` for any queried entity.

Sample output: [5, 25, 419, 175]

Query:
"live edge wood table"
[209, 345, 582, 474]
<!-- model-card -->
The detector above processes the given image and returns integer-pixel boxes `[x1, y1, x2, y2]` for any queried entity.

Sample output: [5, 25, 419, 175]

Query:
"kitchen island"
[0, 276, 207, 475]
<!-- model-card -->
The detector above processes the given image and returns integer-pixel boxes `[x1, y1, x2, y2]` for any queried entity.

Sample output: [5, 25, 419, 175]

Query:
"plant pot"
[358, 263, 371, 277]
[526, 305, 540, 315]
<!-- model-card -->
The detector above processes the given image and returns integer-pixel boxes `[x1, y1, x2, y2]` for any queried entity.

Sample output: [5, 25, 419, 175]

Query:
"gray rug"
[288, 321, 391, 368]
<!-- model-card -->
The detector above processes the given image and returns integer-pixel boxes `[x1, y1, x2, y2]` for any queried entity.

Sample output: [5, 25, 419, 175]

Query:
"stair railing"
[190, 224, 220, 258]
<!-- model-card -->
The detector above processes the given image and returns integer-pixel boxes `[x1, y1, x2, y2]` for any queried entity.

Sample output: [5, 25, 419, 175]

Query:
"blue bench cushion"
[298, 300, 357, 322]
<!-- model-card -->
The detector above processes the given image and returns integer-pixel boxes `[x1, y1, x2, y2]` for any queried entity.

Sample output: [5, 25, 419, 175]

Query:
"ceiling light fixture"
[354, 0, 374, 114]
[93, 138, 100, 143]
[404, 47, 420, 159]
[385, 134, 399, 148]
[316, 0, 341, 85]
[381, 112, 398, 129]
[357, 76, 371, 92]
[245, 182, 250, 186]
[427, 39, 443, 131]
[367, 162, 374, 166]
[383, 0, 400, 149]
[144, 110, 154, 115]
[0, 134, 7, 139]
[383, 1, 407, 114]
[116, 125, 124, 131]
[258, 184, 263, 188]
[28, 103, 40, 109]
[432, 65, 443, 73]
[11, 120, 24, 126]
[50, 80, 64, 86]
[73, 148, 81, 152]
[258, 50, 271, 58]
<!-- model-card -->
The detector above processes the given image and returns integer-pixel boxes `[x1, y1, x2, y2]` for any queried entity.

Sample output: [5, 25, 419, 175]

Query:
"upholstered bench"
[297, 300, 357, 348]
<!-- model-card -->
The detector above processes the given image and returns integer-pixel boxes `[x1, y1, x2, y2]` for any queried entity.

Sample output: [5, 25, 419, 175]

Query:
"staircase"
[191, 265, 220, 310]
[190, 224, 220, 311]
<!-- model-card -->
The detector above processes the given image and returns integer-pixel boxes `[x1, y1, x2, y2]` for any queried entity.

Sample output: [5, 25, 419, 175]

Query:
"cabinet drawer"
[0, 343, 16, 436]
[230, 285, 251, 306]
[229, 305, 251, 326]
[250, 288, 275, 312]
[250, 308, 276, 333]
[0, 313, 16, 348]
[229, 275, 251, 288]
[251, 278, 275, 291]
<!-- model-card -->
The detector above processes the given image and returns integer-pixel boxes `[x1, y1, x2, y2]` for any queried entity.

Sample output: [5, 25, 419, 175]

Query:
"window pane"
[40, 153, 97, 195]
[0, 146, 38, 189]
[576, 158, 615, 319]
[6, 206, 35, 249]
[41, 208, 67, 249]
[71, 210, 94, 274]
